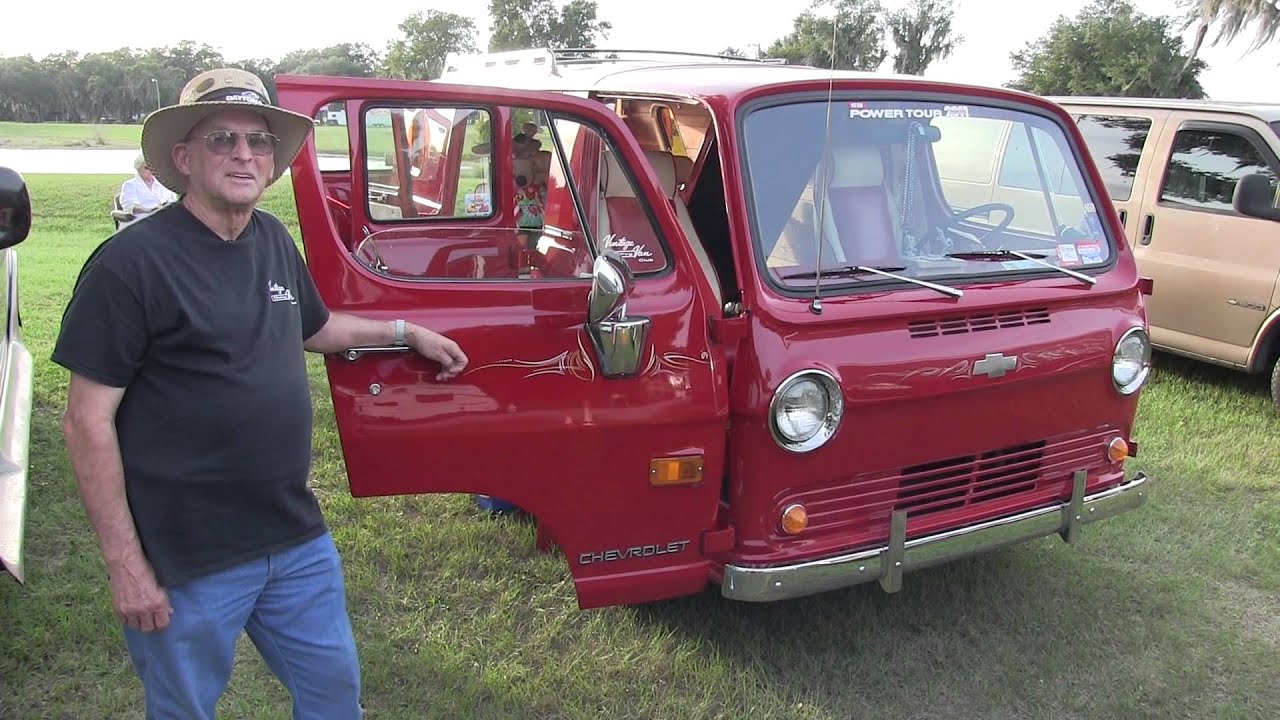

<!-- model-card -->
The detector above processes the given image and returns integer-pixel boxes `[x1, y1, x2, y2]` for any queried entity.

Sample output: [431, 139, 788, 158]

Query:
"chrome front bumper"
[721, 470, 1148, 602]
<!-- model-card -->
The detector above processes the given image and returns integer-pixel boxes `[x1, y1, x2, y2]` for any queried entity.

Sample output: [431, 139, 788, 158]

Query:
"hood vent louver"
[908, 308, 1050, 338]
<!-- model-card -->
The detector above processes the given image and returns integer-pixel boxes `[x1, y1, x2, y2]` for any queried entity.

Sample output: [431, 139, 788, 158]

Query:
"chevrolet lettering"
[580, 540, 692, 566]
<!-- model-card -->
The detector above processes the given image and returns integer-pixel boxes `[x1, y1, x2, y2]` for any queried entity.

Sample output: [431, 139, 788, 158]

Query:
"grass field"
[1, 174, 1278, 719]
[0, 121, 353, 155]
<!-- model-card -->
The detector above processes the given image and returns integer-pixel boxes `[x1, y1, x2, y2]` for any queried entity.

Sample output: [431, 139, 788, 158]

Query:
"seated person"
[118, 153, 178, 228]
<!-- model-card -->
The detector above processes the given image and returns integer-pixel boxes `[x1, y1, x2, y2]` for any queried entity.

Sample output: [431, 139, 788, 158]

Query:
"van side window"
[1160, 128, 1279, 213]
[1075, 115, 1152, 202]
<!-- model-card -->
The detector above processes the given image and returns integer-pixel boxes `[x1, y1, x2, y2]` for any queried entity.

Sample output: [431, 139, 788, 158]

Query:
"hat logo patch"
[223, 91, 264, 105]
[195, 78, 216, 93]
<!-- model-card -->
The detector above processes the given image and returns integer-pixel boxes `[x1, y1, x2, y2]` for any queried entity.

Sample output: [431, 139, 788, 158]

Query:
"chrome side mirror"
[586, 250, 649, 378]
[0, 167, 31, 250]
[588, 251, 633, 324]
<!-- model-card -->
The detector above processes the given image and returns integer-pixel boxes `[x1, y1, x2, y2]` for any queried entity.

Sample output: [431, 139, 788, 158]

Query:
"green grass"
[1, 174, 1278, 719]
[0, 121, 352, 155]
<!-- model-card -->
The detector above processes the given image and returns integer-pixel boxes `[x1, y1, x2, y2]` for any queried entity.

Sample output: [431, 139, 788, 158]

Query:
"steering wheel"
[938, 203, 1015, 248]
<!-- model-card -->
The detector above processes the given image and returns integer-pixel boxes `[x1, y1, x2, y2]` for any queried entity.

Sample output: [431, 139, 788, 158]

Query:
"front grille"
[908, 308, 1050, 338]
[791, 428, 1115, 538]
[895, 442, 1044, 515]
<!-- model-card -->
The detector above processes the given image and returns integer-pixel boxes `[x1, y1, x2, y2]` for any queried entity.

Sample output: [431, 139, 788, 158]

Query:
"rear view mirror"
[0, 167, 32, 249]
[1233, 173, 1280, 222]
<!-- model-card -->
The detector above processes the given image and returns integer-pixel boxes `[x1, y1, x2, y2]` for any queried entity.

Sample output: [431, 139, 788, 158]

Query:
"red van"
[276, 49, 1151, 610]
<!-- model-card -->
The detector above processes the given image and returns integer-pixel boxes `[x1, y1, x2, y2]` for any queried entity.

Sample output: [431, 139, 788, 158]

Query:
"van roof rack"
[551, 49, 789, 65]
[440, 47, 787, 79]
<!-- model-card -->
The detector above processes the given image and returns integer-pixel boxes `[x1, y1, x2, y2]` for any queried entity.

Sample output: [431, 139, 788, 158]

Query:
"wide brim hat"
[141, 68, 314, 194]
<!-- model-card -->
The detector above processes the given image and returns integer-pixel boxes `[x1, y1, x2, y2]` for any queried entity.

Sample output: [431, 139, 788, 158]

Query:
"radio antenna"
[810, 6, 840, 315]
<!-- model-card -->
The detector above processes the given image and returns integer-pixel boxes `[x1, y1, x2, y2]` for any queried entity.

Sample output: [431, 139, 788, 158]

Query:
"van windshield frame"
[737, 92, 1119, 297]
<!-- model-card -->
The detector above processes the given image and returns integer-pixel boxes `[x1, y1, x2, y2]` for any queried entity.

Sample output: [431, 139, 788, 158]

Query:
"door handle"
[1117, 209, 1128, 227]
[1139, 214, 1155, 245]
[340, 345, 411, 361]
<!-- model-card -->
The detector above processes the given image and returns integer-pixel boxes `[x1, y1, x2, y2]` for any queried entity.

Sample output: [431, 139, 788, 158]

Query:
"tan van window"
[1160, 128, 1279, 213]
[1076, 115, 1152, 202]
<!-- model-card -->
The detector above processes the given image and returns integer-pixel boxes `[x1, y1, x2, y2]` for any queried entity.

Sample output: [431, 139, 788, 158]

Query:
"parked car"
[274, 48, 1151, 610]
[0, 166, 33, 583]
[1048, 98, 1280, 408]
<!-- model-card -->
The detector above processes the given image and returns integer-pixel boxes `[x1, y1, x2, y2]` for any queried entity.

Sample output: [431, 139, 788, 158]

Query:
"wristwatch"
[393, 318, 407, 346]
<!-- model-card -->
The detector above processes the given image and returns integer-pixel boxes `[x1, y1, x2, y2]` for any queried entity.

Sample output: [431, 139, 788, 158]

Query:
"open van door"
[276, 75, 729, 608]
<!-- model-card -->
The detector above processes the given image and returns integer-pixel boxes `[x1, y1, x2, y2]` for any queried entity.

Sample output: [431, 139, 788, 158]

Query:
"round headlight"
[1113, 327, 1152, 395]
[769, 370, 843, 452]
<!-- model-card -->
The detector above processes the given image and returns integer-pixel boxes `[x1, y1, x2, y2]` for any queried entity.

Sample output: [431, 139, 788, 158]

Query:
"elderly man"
[54, 68, 468, 719]
[117, 152, 177, 229]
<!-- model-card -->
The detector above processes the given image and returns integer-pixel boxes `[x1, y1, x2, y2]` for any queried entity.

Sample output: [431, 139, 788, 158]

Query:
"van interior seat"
[825, 144, 901, 269]
[600, 149, 666, 275]
[673, 155, 694, 190]
[642, 149, 723, 308]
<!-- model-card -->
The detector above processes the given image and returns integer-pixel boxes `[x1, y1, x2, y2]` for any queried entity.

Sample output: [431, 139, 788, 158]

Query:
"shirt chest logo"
[268, 281, 298, 305]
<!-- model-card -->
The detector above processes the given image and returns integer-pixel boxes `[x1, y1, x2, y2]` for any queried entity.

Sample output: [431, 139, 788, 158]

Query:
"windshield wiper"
[944, 249, 1097, 286]
[782, 265, 963, 298]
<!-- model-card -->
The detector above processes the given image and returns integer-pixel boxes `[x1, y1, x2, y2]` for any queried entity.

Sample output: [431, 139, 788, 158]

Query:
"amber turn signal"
[650, 456, 703, 486]
[781, 504, 808, 535]
[1107, 437, 1130, 463]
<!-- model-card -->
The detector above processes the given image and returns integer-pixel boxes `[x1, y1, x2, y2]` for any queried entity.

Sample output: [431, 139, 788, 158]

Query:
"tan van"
[980, 97, 1280, 407]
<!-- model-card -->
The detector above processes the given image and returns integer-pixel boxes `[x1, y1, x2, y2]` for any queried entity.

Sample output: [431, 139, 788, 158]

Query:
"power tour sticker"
[848, 102, 971, 120]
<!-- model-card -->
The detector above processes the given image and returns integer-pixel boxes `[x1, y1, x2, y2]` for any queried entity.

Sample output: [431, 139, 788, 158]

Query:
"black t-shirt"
[52, 204, 331, 587]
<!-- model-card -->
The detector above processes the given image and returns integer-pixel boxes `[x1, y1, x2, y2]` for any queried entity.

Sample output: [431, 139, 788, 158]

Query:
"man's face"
[173, 110, 274, 211]
[139, 164, 155, 183]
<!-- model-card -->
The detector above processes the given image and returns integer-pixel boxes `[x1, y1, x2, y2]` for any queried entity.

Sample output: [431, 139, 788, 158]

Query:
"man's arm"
[62, 373, 171, 632]
[303, 313, 469, 381]
[119, 180, 147, 216]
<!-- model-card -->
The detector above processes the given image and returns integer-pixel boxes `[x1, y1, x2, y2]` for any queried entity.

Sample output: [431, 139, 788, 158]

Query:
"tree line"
[0, 0, 1276, 124]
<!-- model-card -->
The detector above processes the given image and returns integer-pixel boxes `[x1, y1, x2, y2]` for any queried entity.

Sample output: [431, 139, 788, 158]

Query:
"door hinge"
[1138, 277, 1153, 296]
[708, 314, 748, 345]
[700, 525, 736, 555]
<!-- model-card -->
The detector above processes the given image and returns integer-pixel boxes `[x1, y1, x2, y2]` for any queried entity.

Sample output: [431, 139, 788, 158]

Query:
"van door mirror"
[586, 250, 650, 378]
[1232, 173, 1280, 221]
[0, 167, 32, 250]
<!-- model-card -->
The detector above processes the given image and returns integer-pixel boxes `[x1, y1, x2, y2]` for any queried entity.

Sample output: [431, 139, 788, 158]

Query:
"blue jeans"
[123, 532, 362, 719]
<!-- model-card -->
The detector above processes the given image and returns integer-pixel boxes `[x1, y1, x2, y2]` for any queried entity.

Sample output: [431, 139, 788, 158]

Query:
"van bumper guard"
[721, 470, 1148, 602]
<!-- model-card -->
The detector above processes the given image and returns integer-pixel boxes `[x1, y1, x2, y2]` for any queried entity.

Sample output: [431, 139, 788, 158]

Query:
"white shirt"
[119, 175, 178, 225]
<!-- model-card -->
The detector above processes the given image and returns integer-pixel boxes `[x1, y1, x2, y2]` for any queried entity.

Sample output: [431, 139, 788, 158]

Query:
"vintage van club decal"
[848, 102, 970, 120]
[602, 233, 656, 264]
[579, 540, 691, 565]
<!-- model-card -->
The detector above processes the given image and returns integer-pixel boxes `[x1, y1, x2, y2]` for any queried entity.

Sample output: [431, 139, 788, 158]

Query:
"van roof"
[1049, 96, 1280, 124]
[437, 49, 1043, 104]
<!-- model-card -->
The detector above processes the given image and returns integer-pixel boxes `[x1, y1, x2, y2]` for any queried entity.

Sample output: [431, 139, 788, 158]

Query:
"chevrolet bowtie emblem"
[973, 353, 1017, 379]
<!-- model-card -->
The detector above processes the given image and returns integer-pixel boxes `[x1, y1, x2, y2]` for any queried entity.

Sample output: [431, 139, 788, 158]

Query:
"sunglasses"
[192, 130, 279, 156]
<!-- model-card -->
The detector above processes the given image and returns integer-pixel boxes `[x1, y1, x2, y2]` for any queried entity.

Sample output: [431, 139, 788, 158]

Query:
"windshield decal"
[603, 233, 657, 265]
[1056, 244, 1083, 267]
[848, 102, 970, 120]
[1076, 241, 1105, 264]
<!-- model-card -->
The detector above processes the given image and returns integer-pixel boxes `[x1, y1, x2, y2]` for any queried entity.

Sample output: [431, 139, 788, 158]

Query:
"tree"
[275, 44, 380, 78]
[385, 11, 480, 80]
[720, 46, 748, 58]
[1008, 0, 1207, 99]
[1175, 0, 1280, 88]
[487, 0, 611, 51]
[765, 0, 887, 71]
[886, 0, 962, 75]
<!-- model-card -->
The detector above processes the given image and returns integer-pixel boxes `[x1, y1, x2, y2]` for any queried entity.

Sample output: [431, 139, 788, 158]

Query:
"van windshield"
[742, 99, 1114, 291]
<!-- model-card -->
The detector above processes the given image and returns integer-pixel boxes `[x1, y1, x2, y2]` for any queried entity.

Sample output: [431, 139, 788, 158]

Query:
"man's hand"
[109, 556, 172, 632]
[407, 323, 468, 381]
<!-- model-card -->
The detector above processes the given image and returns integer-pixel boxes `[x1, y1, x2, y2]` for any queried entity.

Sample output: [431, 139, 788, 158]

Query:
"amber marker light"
[1107, 437, 1130, 463]
[650, 456, 703, 486]
[781, 504, 808, 535]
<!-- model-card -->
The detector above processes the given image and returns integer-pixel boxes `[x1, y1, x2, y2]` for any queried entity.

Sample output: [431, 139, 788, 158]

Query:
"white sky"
[7, 0, 1280, 103]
